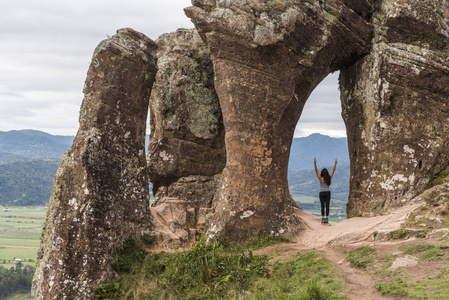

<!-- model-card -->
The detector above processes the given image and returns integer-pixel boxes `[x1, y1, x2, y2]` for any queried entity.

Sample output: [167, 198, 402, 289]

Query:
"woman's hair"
[321, 168, 331, 186]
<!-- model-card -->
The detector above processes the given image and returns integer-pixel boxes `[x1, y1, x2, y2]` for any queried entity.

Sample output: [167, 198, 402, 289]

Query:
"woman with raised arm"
[314, 157, 338, 224]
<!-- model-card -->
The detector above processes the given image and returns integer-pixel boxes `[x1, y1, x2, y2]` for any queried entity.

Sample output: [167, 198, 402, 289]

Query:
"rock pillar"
[32, 28, 157, 299]
[146, 29, 225, 246]
[186, 0, 373, 241]
[341, 0, 449, 216]
[147, 28, 225, 206]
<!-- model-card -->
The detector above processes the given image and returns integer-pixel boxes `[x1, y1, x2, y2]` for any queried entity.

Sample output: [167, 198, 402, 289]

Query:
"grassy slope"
[342, 190, 449, 299]
[97, 236, 347, 300]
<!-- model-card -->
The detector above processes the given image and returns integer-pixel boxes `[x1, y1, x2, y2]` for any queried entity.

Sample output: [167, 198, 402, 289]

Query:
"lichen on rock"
[147, 28, 225, 200]
[341, 0, 449, 216]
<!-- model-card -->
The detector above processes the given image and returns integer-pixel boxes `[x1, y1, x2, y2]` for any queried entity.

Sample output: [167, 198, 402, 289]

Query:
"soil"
[254, 201, 434, 299]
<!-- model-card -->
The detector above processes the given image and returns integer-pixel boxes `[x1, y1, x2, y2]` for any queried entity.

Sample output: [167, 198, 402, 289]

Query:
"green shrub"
[347, 246, 376, 268]
[298, 277, 333, 300]
[96, 283, 122, 299]
[111, 238, 147, 273]
[414, 232, 427, 238]
[389, 228, 408, 240]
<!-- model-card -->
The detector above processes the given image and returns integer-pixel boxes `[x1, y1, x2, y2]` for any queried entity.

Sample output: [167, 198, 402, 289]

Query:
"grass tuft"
[347, 246, 377, 268]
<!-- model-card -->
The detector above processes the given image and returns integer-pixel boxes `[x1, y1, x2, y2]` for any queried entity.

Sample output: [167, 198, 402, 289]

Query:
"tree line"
[0, 263, 35, 298]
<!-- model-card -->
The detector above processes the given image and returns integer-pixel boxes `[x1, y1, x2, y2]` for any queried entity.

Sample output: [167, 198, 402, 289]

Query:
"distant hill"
[0, 159, 60, 206]
[288, 164, 350, 202]
[0, 130, 350, 207]
[288, 133, 349, 171]
[0, 129, 74, 160]
[0, 151, 29, 165]
[0, 130, 74, 206]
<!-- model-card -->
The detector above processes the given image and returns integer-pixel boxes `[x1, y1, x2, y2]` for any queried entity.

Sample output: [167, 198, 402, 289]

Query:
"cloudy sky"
[0, 0, 345, 138]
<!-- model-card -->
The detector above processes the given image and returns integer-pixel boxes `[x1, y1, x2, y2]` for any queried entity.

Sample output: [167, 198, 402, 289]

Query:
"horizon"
[0, 128, 348, 139]
[1, 1, 345, 139]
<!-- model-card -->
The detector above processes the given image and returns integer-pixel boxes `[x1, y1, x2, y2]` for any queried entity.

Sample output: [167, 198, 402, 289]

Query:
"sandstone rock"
[149, 197, 213, 248]
[152, 174, 220, 208]
[147, 28, 225, 201]
[32, 28, 157, 299]
[340, 0, 449, 217]
[146, 29, 225, 248]
[186, 0, 373, 241]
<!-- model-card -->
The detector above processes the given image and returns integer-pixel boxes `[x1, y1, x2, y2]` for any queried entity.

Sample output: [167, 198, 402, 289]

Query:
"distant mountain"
[288, 164, 350, 202]
[288, 133, 349, 171]
[0, 151, 29, 164]
[0, 130, 75, 161]
[0, 130, 350, 206]
[0, 130, 74, 206]
[0, 159, 60, 206]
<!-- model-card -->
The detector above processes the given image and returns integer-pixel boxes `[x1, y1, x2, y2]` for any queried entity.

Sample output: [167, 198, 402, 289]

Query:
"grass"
[97, 236, 347, 299]
[0, 207, 46, 269]
[400, 244, 449, 261]
[97, 237, 271, 299]
[375, 272, 449, 299]
[347, 244, 449, 299]
[347, 246, 377, 268]
[247, 252, 346, 299]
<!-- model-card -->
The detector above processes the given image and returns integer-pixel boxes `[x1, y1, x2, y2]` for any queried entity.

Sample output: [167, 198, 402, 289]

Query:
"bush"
[96, 283, 122, 299]
[100, 236, 270, 299]
[298, 278, 332, 300]
[389, 228, 408, 240]
[111, 238, 147, 273]
[347, 246, 376, 268]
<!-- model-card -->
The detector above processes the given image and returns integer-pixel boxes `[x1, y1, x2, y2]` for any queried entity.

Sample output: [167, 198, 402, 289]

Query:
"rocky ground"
[255, 184, 449, 299]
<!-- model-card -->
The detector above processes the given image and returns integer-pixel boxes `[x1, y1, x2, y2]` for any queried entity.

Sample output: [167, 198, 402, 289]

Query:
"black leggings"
[319, 191, 331, 217]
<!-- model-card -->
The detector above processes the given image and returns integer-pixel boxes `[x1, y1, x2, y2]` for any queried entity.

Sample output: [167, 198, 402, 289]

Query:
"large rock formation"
[147, 28, 225, 205]
[32, 28, 157, 299]
[185, 0, 374, 241]
[32, 0, 449, 296]
[147, 28, 225, 246]
[341, 0, 449, 216]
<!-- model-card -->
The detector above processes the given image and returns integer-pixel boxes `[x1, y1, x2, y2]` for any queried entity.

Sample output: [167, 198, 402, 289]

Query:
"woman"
[314, 157, 337, 224]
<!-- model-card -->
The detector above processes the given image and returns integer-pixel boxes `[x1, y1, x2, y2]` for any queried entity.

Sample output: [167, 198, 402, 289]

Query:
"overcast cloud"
[0, 0, 345, 137]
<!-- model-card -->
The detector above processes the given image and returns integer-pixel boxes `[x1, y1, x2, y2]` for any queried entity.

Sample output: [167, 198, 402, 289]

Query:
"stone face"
[147, 28, 225, 202]
[32, 28, 157, 299]
[340, 0, 449, 216]
[186, 0, 373, 241]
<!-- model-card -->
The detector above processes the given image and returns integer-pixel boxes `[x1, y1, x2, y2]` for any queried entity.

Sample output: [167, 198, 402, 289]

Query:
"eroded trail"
[257, 203, 421, 299]
[293, 202, 421, 248]
[317, 247, 397, 300]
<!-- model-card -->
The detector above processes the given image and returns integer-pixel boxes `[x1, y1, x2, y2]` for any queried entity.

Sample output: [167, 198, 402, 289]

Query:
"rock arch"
[185, 0, 374, 240]
[185, 0, 449, 238]
[33, 0, 449, 297]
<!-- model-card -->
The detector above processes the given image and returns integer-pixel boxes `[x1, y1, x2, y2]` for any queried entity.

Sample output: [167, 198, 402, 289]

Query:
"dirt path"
[317, 247, 397, 300]
[293, 202, 421, 247]
[257, 202, 421, 299]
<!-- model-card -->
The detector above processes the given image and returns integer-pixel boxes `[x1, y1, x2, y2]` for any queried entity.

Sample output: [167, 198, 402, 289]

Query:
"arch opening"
[288, 72, 350, 223]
